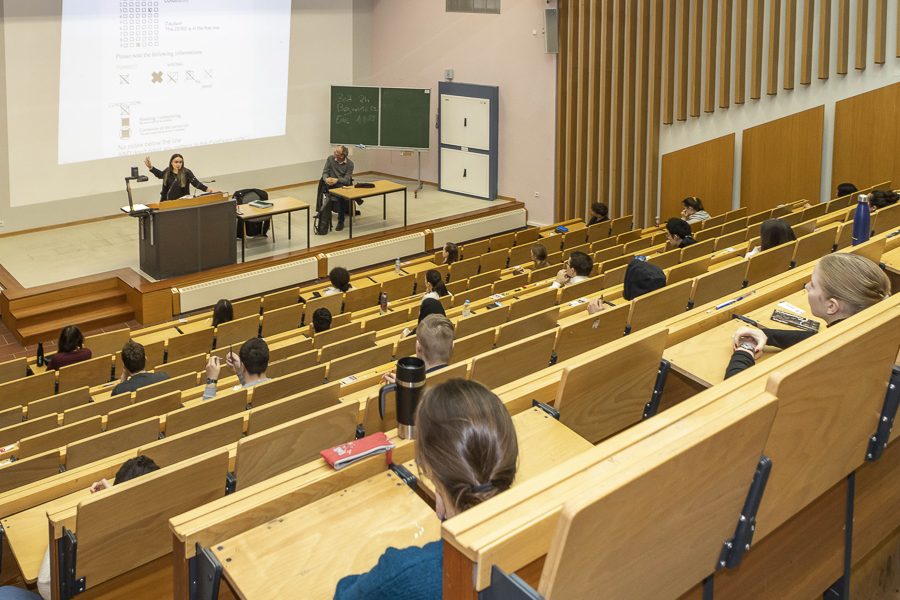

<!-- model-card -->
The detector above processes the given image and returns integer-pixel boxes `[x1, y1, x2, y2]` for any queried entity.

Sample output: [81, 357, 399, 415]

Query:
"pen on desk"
[731, 314, 760, 328]
[714, 290, 756, 310]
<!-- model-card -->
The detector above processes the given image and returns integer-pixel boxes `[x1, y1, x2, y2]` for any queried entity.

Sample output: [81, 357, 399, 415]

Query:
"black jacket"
[724, 321, 839, 379]
[149, 166, 208, 202]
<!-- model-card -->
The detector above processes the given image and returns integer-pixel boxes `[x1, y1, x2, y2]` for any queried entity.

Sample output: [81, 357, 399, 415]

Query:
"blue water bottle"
[851, 194, 871, 246]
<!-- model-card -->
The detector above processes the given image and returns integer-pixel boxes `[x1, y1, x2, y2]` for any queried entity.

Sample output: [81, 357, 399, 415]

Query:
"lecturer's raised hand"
[143, 156, 152, 169]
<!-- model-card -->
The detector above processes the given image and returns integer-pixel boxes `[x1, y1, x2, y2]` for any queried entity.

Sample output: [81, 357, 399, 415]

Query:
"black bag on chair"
[233, 188, 272, 238]
[314, 201, 332, 235]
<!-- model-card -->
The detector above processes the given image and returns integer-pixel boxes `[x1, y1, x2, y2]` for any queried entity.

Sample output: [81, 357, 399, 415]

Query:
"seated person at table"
[515, 243, 551, 274]
[312, 308, 333, 334]
[212, 299, 233, 328]
[587, 259, 666, 315]
[665, 218, 697, 249]
[323, 267, 356, 296]
[112, 341, 169, 396]
[587, 202, 610, 226]
[550, 251, 592, 290]
[47, 325, 92, 371]
[333, 379, 518, 600]
[745, 219, 796, 258]
[867, 189, 900, 213]
[204, 337, 271, 400]
[0, 456, 162, 600]
[441, 242, 459, 265]
[322, 145, 356, 232]
[681, 197, 710, 224]
[422, 270, 450, 302]
[725, 253, 891, 379]
[384, 315, 454, 386]
[402, 298, 446, 339]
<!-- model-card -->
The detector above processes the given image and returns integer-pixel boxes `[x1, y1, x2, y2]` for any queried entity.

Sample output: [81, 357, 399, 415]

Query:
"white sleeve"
[38, 548, 51, 600]
[549, 281, 563, 290]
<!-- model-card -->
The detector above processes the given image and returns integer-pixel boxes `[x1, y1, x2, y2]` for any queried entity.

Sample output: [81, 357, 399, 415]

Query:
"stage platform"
[0, 174, 527, 346]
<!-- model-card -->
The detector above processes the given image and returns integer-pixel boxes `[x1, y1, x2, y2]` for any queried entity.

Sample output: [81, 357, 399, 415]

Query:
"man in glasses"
[550, 250, 593, 290]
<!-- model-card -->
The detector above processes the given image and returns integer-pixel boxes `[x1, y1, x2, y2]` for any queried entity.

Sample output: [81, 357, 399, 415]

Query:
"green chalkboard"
[330, 86, 379, 146]
[380, 88, 431, 149]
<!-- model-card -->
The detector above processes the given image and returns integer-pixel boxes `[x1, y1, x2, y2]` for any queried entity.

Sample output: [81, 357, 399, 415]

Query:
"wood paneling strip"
[690, 0, 704, 116]
[784, 0, 797, 89]
[664, 0, 677, 123]
[874, 0, 887, 63]
[800, 0, 815, 84]
[599, 0, 615, 206]
[751, 0, 765, 99]
[565, 1, 580, 219]
[587, 0, 603, 214]
[720, 0, 734, 108]
[661, 135, 736, 219]
[837, 0, 850, 74]
[574, 0, 591, 219]
[624, 0, 638, 216]
[767, 0, 782, 95]
[736, 0, 749, 103]
[612, 0, 626, 215]
[820, 0, 832, 78]
[555, 0, 570, 221]
[635, 0, 651, 229]
[855, 0, 869, 70]
[678, 0, 691, 120]
[705, 0, 719, 113]
[649, 0, 664, 226]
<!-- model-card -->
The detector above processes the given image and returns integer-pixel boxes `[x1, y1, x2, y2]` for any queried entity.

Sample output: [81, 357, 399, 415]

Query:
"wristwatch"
[206, 377, 218, 385]
[738, 342, 756, 354]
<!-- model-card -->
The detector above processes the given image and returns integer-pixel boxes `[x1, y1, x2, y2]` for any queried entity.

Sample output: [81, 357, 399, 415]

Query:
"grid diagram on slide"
[120, 1, 159, 48]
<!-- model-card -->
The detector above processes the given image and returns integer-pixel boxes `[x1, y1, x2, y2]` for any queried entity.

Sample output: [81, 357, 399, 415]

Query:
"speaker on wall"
[544, 9, 559, 54]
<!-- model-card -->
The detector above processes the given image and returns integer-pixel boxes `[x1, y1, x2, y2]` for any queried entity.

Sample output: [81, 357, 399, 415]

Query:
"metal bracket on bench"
[189, 543, 223, 600]
[866, 365, 900, 462]
[532, 399, 559, 420]
[355, 425, 366, 439]
[59, 526, 85, 599]
[109, 364, 116, 381]
[389, 462, 418, 491]
[225, 472, 237, 495]
[643, 359, 671, 419]
[479, 565, 546, 600]
[715, 455, 771, 571]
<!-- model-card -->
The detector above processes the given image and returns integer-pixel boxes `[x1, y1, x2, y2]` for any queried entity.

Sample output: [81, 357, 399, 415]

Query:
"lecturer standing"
[322, 145, 355, 231]
[144, 153, 219, 202]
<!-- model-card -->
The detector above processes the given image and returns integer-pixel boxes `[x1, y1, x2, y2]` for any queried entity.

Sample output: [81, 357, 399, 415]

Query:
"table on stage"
[237, 196, 311, 262]
[329, 180, 408, 239]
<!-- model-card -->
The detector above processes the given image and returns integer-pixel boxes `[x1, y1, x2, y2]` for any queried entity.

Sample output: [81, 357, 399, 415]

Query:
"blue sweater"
[333, 541, 442, 600]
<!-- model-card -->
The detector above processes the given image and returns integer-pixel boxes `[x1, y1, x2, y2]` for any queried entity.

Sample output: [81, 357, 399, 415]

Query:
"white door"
[440, 95, 491, 150]
[441, 148, 490, 198]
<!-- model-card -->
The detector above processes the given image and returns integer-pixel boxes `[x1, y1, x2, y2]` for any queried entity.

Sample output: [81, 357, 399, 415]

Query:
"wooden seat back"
[0, 449, 60, 494]
[743, 241, 797, 286]
[555, 328, 668, 443]
[592, 245, 624, 265]
[134, 372, 197, 404]
[778, 210, 803, 226]
[623, 236, 653, 254]
[58, 354, 112, 393]
[18, 416, 102, 460]
[0, 357, 27, 385]
[63, 395, 131, 425]
[615, 230, 641, 245]
[490, 232, 516, 251]
[412, 264, 448, 295]
[530, 264, 561, 283]
[843, 235, 886, 264]
[139, 414, 245, 468]
[27, 386, 90, 420]
[496, 306, 559, 348]
[216, 314, 261, 348]
[461, 239, 490, 259]
[470, 330, 556, 389]
[232, 297, 262, 319]
[800, 202, 829, 221]
[115, 339, 165, 376]
[492, 273, 529, 295]
[394, 333, 417, 359]
[266, 349, 318, 379]
[590, 237, 618, 253]
[450, 329, 498, 364]
[303, 293, 344, 322]
[107, 391, 182, 430]
[747, 208, 773, 225]
[699, 213, 727, 229]
[379, 273, 416, 302]
[250, 364, 327, 407]
[320, 331, 377, 364]
[679, 238, 715, 262]
[559, 275, 605, 304]
[508, 289, 557, 322]
[246, 382, 341, 435]
[233, 402, 359, 490]
[834, 221, 854, 250]
[83, 329, 130, 359]
[342, 284, 380, 313]
[261, 303, 303, 337]
[327, 344, 394, 381]
[66, 417, 160, 470]
[313, 321, 362, 349]
[480, 249, 510, 273]
[694, 224, 723, 241]
[690, 260, 748, 307]
[267, 338, 315, 364]
[0, 413, 57, 448]
[609, 215, 633, 237]
[720, 216, 749, 235]
[791, 218, 817, 238]
[69, 449, 229, 591]
[262, 287, 300, 312]
[469, 269, 502, 290]
[601, 263, 629, 288]
[586, 222, 610, 242]
[792, 227, 837, 267]
[448, 256, 481, 282]
[515, 228, 540, 246]
[746, 220, 763, 239]
[666, 256, 711, 285]
[446, 279, 467, 295]
[714, 229, 748, 251]
[873, 203, 900, 235]
[165, 390, 249, 437]
[155, 352, 206, 379]
[508, 244, 533, 267]
[362, 308, 408, 334]
[455, 284, 493, 305]
[771, 204, 795, 218]
[646, 249, 680, 271]
[553, 304, 630, 362]
[600, 253, 635, 273]
[562, 229, 588, 250]
[167, 329, 214, 363]
[725, 207, 748, 221]
[455, 304, 510, 339]
[627, 279, 694, 333]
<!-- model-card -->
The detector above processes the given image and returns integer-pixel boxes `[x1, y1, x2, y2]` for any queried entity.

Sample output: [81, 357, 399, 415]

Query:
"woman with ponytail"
[422, 269, 449, 302]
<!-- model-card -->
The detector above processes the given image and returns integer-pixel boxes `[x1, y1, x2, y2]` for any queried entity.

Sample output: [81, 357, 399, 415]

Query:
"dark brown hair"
[121, 340, 146, 374]
[415, 379, 518, 515]
[868, 190, 900, 211]
[759, 219, 796, 251]
[443, 242, 459, 265]
[212, 299, 233, 328]
[531, 243, 548, 262]
[238, 337, 269, 376]
[58, 325, 84, 354]
[682, 197, 704, 212]
[425, 269, 449, 297]
[329, 267, 352, 293]
[568, 251, 593, 277]
[591, 202, 609, 217]
[114, 456, 160, 484]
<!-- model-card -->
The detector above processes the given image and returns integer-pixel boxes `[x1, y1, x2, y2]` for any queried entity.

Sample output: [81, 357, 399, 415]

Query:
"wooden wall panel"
[624, 0, 639, 217]
[648, 0, 665, 226]
[801, 0, 815, 84]
[837, 0, 850, 74]
[751, 0, 765, 99]
[690, 0, 704, 117]
[555, 0, 569, 222]
[574, 0, 592, 219]
[832, 81, 900, 194]
[784, 0, 797, 89]
[678, 0, 691, 121]
[599, 0, 615, 208]
[660, 134, 736, 221]
[874, 0, 887, 64]
[664, 0, 677, 124]
[612, 0, 626, 215]
[565, 1, 581, 219]
[705, 0, 719, 113]
[635, 0, 652, 228]
[820, 0, 832, 78]
[720, 0, 734, 109]
[767, 0, 782, 95]
[856, 0, 869, 70]
[736, 0, 749, 103]
[741, 105, 825, 214]
[586, 1, 603, 213]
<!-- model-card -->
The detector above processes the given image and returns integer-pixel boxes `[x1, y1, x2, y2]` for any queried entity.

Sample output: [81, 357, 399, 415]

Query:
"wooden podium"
[137, 194, 237, 280]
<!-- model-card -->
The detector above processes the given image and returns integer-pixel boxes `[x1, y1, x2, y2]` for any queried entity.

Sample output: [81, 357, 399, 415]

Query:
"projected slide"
[58, 0, 291, 165]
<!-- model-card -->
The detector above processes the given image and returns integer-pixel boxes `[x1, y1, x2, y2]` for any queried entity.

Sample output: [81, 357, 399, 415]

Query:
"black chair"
[234, 188, 272, 239]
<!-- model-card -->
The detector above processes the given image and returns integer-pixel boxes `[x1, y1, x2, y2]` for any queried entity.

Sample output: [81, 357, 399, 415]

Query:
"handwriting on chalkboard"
[334, 93, 378, 125]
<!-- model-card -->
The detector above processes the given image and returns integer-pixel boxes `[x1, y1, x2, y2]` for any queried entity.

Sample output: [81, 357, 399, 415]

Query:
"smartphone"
[771, 309, 820, 332]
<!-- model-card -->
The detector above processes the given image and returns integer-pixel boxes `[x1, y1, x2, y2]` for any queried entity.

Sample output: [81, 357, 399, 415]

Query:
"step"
[13, 289, 128, 327]
[18, 304, 135, 346]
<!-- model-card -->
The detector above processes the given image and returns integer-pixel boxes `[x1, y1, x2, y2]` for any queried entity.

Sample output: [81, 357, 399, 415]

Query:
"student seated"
[211, 299, 234, 328]
[867, 189, 900, 213]
[401, 299, 446, 338]
[333, 379, 518, 600]
[726, 253, 891, 379]
[311, 308, 333, 334]
[384, 315, 454, 385]
[111, 341, 169, 396]
[204, 337, 271, 400]
[550, 250, 592, 290]
[588, 258, 666, 315]
[441, 242, 459, 266]
[587, 202, 610, 226]
[665, 218, 697, 249]
[745, 218, 796, 258]
[46, 325, 92, 371]
[681, 197, 711, 224]
[323, 267, 355, 296]
[0, 456, 160, 600]
[421, 270, 450, 302]
[514, 243, 551, 274]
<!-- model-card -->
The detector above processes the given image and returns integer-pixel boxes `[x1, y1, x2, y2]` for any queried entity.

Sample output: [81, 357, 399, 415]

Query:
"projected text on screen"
[58, 0, 291, 165]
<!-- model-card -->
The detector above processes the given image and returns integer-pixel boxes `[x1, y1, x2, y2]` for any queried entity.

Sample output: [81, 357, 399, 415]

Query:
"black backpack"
[314, 202, 332, 235]
[233, 188, 271, 238]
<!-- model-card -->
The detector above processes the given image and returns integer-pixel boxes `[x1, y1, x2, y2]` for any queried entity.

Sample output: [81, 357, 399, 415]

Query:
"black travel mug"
[379, 357, 426, 439]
